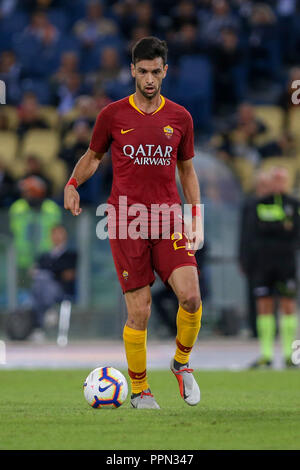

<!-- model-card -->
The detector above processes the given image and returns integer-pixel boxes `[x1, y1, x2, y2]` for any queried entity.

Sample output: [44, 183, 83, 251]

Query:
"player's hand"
[185, 215, 204, 254]
[64, 185, 82, 216]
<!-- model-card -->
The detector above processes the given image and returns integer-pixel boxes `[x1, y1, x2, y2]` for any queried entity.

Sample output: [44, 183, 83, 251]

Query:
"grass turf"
[0, 369, 299, 450]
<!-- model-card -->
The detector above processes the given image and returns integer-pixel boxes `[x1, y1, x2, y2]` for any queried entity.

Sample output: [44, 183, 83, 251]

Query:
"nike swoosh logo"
[121, 128, 134, 134]
[98, 384, 113, 392]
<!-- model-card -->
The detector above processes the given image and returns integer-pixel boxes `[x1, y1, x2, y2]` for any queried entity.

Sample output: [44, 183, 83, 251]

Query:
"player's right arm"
[64, 103, 113, 216]
[64, 148, 104, 216]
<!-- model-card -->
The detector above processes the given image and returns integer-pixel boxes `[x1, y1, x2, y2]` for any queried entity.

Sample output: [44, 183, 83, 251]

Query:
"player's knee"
[180, 294, 201, 314]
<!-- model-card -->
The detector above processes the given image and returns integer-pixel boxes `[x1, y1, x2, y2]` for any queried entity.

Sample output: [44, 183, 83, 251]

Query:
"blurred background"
[0, 0, 300, 353]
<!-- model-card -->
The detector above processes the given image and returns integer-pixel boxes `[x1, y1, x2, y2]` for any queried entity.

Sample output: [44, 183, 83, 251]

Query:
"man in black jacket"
[30, 224, 77, 335]
[239, 168, 272, 337]
[247, 167, 300, 368]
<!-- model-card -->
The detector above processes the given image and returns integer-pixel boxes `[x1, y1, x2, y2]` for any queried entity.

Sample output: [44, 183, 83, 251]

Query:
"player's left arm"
[177, 159, 203, 251]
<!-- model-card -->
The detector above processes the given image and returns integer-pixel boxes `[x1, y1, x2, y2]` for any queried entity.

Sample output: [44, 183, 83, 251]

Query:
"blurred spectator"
[19, 155, 53, 198]
[86, 46, 131, 92]
[9, 175, 62, 274]
[247, 3, 280, 85]
[112, 0, 139, 39]
[75, 94, 96, 121]
[0, 160, 16, 207]
[169, 0, 199, 35]
[17, 92, 49, 136]
[134, 1, 159, 36]
[20, 10, 63, 79]
[92, 87, 112, 112]
[210, 27, 247, 114]
[257, 131, 296, 160]
[277, 0, 297, 16]
[214, 102, 267, 164]
[24, 10, 59, 43]
[60, 120, 91, 173]
[0, 0, 17, 18]
[50, 51, 80, 105]
[0, 50, 22, 105]
[73, 0, 118, 49]
[29, 224, 77, 337]
[200, 0, 240, 45]
[168, 23, 205, 65]
[55, 72, 87, 115]
[50, 51, 79, 89]
[234, 102, 268, 143]
[62, 95, 97, 136]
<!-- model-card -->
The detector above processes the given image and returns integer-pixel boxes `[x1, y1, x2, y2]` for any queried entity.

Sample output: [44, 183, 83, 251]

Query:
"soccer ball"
[83, 367, 128, 409]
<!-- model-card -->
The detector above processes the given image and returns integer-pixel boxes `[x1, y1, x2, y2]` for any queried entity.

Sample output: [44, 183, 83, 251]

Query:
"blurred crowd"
[0, 0, 300, 207]
[1, 1, 300, 104]
[1, 1, 300, 106]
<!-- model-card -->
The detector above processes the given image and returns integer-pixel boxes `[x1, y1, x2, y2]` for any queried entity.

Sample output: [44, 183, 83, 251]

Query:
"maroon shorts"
[109, 225, 198, 293]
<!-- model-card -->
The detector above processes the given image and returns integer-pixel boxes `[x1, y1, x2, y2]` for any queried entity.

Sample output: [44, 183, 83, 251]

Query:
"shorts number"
[171, 232, 185, 251]
[171, 232, 194, 256]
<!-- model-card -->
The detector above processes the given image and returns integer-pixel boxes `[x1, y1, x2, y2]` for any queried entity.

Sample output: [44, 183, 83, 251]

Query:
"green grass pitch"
[0, 369, 299, 450]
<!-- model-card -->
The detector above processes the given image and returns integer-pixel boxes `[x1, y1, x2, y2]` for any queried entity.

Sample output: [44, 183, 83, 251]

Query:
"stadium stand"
[39, 105, 60, 129]
[0, 105, 19, 130]
[45, 158, 67, 195]
[253, 105, 284, 143]
[20, 129, 60, 163]
[0, 131, 18, 166]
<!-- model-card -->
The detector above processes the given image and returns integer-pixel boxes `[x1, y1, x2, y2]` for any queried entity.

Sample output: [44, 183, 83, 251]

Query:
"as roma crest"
[163, 125, 173, 139]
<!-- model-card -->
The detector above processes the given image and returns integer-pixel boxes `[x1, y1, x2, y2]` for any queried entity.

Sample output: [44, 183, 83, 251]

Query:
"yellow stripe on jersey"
[128, 94, 165, 116]
[151, 95, 165, 115]
[129, 94, 145, 115]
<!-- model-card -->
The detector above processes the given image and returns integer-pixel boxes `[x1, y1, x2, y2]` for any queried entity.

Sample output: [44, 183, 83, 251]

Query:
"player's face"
[131, 57, 168, 100]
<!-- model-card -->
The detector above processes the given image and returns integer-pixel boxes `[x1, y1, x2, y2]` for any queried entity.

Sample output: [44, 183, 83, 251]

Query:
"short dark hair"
[132, 36, 168, 65]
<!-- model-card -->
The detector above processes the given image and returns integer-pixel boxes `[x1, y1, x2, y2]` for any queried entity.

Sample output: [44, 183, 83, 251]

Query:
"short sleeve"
[177, 111, 194, 161]
[89, 105, 113, 154]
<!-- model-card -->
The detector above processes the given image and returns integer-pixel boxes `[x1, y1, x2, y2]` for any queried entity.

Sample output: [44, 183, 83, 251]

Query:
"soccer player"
[249, 167, 300, 368]
[64, 37, 203, 408]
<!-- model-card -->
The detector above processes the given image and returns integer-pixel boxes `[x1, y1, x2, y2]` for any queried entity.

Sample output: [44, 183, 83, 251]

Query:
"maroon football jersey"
[89, 94, 194, 209]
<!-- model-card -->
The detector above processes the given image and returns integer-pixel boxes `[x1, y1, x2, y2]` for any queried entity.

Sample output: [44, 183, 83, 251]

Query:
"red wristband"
[192, 205, 201, 217]
[66, 177, 78, 189]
